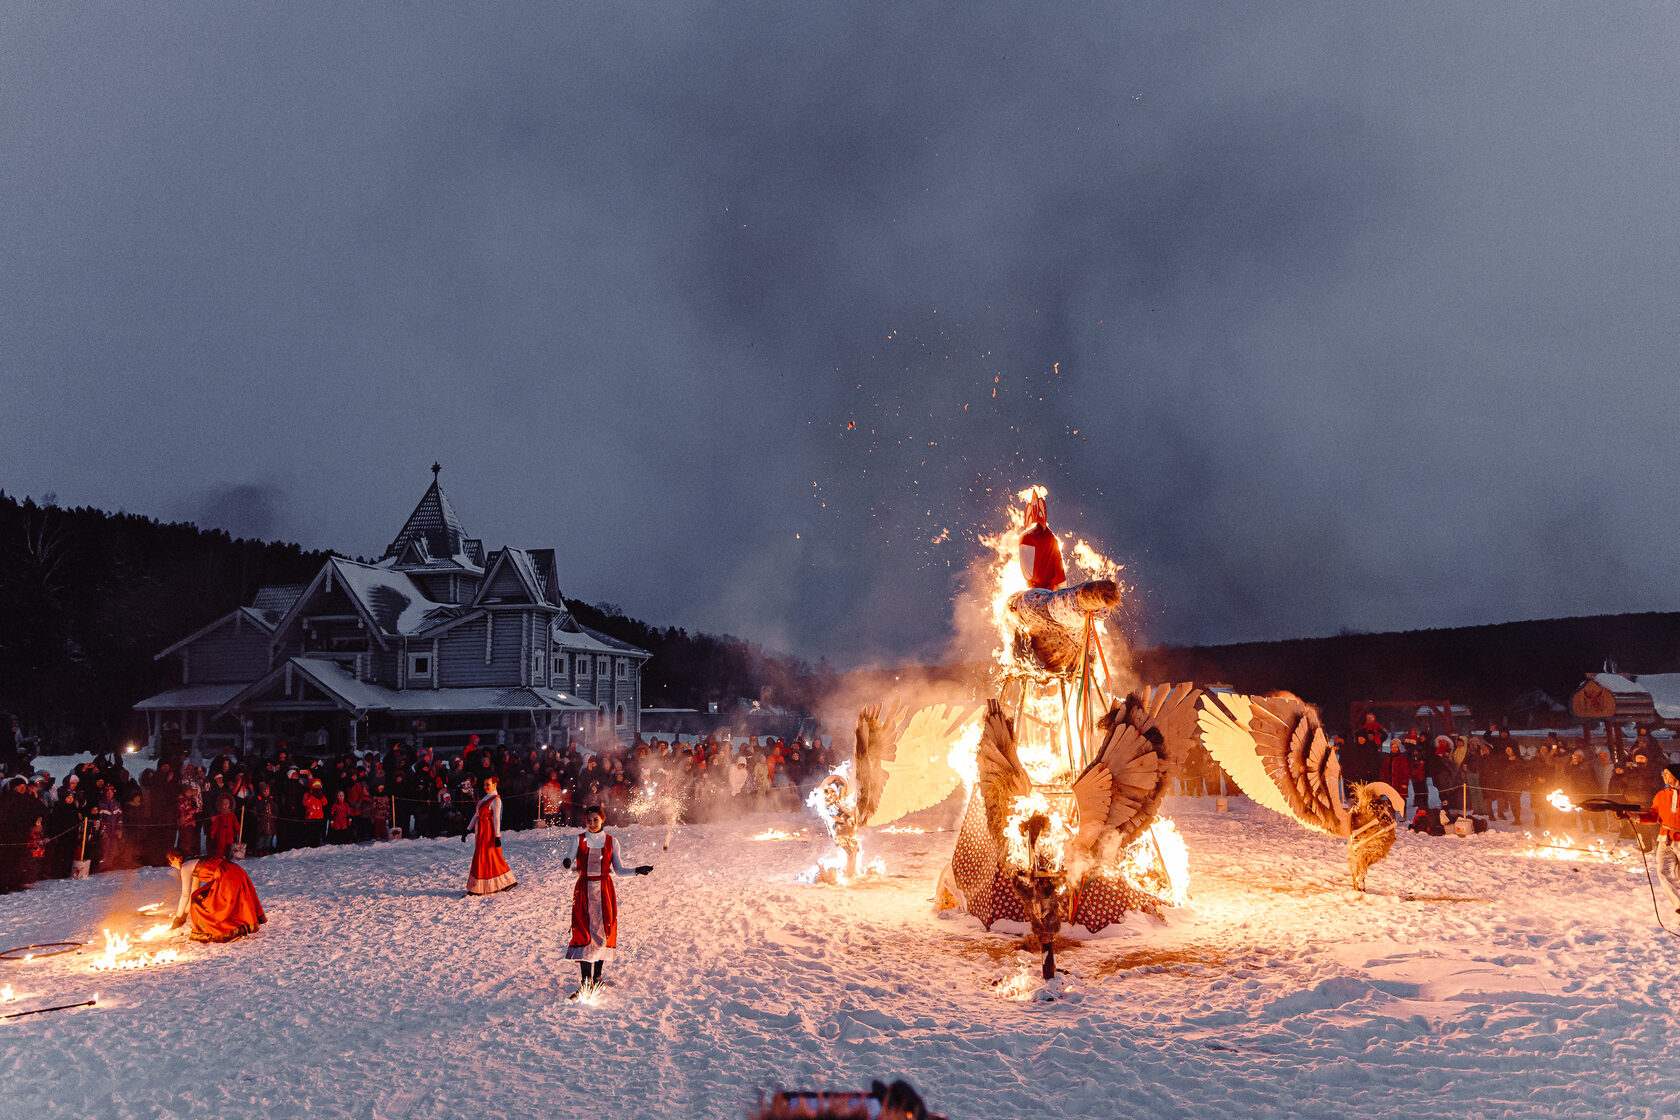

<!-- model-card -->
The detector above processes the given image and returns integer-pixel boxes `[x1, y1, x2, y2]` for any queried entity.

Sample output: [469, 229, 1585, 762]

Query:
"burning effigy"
[837, 488, 1198, 979]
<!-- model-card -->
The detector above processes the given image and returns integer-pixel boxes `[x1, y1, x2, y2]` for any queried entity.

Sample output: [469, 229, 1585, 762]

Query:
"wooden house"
[136, 470, 649, 758]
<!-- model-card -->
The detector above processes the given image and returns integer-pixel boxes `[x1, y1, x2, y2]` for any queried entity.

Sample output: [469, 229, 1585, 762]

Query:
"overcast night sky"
[4, 4, 1680, 665]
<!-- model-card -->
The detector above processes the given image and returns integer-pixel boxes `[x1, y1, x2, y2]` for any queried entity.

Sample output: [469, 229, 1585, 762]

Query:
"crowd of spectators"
[1341, 718, 1677, 831]
[0, 731, 835, 895]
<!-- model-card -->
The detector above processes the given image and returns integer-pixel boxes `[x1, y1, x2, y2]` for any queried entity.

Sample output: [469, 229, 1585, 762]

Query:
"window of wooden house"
[408, 653, 432, 679]
[577, 655, 590, 677]
[534, 650, 545, 680]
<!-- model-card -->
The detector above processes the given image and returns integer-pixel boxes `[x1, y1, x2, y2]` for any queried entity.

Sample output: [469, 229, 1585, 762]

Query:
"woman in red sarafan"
[167, 848, 266, 942]
[562, 805, 652, 999]
[462, 776, 516, 895]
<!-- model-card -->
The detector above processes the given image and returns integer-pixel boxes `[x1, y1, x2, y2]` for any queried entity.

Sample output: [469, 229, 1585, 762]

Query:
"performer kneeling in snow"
[562, 805, 652, 999]
[166, 848, 266, 942]
[463, 776, 517, 896]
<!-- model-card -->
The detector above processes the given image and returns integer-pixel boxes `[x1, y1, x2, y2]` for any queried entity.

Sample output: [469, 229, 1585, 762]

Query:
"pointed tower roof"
[383, 465, 478, 567]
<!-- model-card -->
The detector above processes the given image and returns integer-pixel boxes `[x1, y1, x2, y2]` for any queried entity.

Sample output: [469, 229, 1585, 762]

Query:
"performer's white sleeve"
[560, 833, 581, 864]
[492, 796, 502, 838]
[608, 836, 634, 876]
[175, 859, 199, 919]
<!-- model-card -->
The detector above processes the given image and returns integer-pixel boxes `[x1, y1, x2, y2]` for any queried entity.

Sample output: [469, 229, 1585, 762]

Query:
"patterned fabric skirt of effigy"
[946, 792, 1164, 933]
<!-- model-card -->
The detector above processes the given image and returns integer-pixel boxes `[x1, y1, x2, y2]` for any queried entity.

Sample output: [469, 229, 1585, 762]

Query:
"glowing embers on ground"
[1, 984, 14, 1003]
[751, 828, 802, 842]
[90, 929, 179, 971]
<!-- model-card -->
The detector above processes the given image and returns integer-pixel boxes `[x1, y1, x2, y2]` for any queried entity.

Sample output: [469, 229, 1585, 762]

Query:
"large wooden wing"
[863, 703, 977, 827]
[1197, 690, 1350, 837]
[1071, 681, 1201, 855]
[976, 699, 1032, 852]
[854, 701, 907, 824]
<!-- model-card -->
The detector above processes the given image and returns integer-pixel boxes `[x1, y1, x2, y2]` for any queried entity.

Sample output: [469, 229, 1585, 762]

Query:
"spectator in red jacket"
[327, 790, 354, 844]
[206, 795, 239, 860]
[1380, 741, 1413, 812]
[301, 781, 328, 847]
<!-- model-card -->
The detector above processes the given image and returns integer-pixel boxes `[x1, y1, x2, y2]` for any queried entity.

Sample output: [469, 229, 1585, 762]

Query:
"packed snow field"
[1, 797, 1675, 1119]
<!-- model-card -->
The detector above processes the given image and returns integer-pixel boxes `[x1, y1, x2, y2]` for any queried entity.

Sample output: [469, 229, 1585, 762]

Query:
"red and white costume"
[563, 829, 635, 961]
[465, 792, 516, 895]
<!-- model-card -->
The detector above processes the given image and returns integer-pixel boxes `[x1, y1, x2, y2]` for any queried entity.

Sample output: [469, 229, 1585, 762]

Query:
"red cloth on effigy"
[188, 857, 266, 942]
[1018, 522, 1066, 590]
[465, 793, 516, 894]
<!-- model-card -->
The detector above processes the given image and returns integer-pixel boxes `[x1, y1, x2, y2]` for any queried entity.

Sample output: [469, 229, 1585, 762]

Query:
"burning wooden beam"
[1005, 580, 1119, 676]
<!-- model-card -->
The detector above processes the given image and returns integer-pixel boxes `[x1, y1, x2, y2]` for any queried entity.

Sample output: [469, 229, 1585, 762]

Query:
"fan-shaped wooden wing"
[1197, 690, 1350, 837]
[1071, 681, 1202, 854]
[865, 703, 977, 827]
[854, 701, 908, 824]
[976, 699, 1032, 852]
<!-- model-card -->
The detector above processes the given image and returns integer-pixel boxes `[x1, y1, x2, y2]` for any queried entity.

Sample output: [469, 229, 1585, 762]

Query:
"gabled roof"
[273, 557, 458, 648]
[474, 547, 557, 608]
[153, 607, 275, 661]
[382, 476, 482, 570]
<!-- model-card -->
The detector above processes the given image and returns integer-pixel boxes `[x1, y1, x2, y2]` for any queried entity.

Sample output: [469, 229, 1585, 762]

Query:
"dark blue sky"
[6, 4, 1680, 664]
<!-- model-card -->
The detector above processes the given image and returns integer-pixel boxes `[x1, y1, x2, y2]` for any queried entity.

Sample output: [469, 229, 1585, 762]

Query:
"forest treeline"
[3, 491, 1671, 751]
[0, 493, 821, 751]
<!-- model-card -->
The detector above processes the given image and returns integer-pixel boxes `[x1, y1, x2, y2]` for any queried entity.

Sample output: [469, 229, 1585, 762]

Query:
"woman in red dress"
[463, 776, 516, 896]
[562, 805, 652, 998]
[167, 848, 266, 942]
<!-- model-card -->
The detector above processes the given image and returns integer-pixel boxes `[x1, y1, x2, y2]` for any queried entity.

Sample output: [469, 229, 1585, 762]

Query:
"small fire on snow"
[1, 984, 14, 1003]
[751, 829, 800, 842]
[90, 930, 179, 971]
[1521, 832, 1629, 865]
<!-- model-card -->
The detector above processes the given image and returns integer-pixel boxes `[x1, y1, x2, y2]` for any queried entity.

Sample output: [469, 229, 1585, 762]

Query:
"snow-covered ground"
[1, 797, 1675, 1119]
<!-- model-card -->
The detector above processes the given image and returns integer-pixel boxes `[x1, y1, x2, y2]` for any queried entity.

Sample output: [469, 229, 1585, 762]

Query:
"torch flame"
[1546, 789, 1577, 814]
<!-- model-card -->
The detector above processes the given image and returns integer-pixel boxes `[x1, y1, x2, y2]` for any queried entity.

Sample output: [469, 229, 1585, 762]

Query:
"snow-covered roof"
[1633, 674, 1680, 721]
[1589, 673, 1646, 696]
[325, 558, 456, 637]
[552, 617, 649, 658]
[134, 683, 249, 711]
[218, 658, 599, 717]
